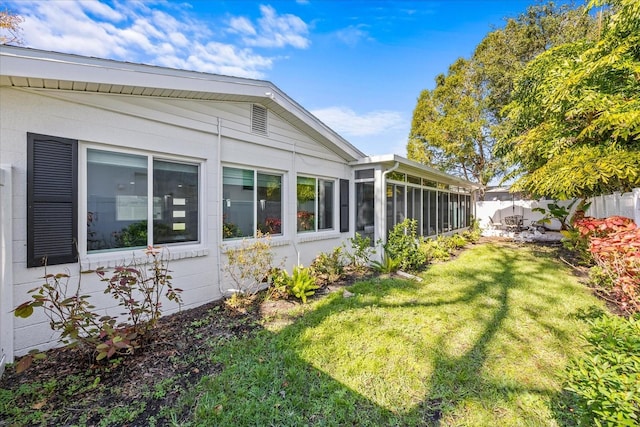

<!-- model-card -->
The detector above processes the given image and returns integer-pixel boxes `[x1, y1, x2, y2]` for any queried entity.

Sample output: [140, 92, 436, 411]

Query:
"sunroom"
[351, 154, 479, 246]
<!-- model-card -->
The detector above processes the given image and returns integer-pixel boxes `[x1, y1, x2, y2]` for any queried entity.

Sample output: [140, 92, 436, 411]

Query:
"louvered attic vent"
[251, 104, 268, 135]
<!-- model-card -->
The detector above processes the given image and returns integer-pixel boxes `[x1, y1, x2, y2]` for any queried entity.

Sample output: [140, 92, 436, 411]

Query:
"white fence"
[585, 188, 640, 225]
[476, 188, 640, 234]
[476, 199, 574, 232]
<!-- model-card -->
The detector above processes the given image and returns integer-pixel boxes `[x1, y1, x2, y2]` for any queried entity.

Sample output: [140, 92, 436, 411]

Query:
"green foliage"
[385, 219, 427, 272]
[408, 1, 598, 190]
[449, 234, 468, 250]
[222, 231, 282, 295]
[310, 247, 345, 284]
[420, 238, 451, 262]
[370, 250, 401, 274]
[343, 233, 376, 270]
[286, 265, 320, 304]
[563, 314, 640, 426]
[499, 0, 640, 199]
[461, 218, 482, 244]
[13, 247, 182, 371]
[113, 220, 148, 247]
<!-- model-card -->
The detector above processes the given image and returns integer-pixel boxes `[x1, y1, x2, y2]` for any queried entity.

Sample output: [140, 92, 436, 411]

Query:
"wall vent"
[251, 104, 268, 135]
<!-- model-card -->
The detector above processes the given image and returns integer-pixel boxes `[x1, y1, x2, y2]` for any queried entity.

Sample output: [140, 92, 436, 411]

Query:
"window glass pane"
[386, 184, 394, 236]
[223, 167, 254, 239]
[408, 188, 421, 233]
[429, 190, 437, 236]
[356, 182, 375, 245]
[439, 192, 449, 232]
[355, 169, 374, 180]
[394, 185, 405, 225]
[318, 179, 334, 230]
[407, 175, 421, 185]
[257, 173, 282, 235]
[297, 176, 316, 232]
[387, 171, 405, 182]
[87, 149, 148, 251]
[153, 160, 198, 244]
[451, 193, 459, 229]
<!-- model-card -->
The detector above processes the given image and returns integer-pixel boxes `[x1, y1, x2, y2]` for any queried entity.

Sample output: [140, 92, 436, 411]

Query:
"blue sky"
[4, 0, 572, 156]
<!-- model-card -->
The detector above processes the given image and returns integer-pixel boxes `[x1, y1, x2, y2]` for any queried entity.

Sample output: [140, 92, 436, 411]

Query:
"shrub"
[563, 315, 640, 426]
[385, 219, 426, 272]
[370, 249, 401, 274]
[576, 216, 639, 313]
[310, 246, 345, 285]
[222, 231, 281, 295]
[420, 238, 451, 262]
[461, 220, 481, 243]
[284, 266, 320, 304]
[344, 233, 376, 270]
[449, 233, 468, 250]
[14, 246, 182, 372]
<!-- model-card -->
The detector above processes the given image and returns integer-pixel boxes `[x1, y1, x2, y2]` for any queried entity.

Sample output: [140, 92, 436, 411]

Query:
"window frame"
[296, 175, 338, 234]
[80, 144, 203, 255]
[222, 165, 285, 241]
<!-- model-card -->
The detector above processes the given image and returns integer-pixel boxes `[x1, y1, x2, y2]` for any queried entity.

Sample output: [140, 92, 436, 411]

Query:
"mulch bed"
[0, 269, 370, 426]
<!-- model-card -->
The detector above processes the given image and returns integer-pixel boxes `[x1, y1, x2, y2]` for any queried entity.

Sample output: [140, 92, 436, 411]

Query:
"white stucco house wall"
[0, 46, 477, 369]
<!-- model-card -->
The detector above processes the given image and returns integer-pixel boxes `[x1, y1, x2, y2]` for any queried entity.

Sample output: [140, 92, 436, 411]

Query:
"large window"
[297, 176, 334, 233]
[356, 181, 375, 243]
[222, 167, 282, 239]
[87, 149, 199, 251]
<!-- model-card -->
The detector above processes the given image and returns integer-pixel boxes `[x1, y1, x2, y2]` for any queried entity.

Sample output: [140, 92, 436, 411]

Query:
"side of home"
[0, 46, 477, 368]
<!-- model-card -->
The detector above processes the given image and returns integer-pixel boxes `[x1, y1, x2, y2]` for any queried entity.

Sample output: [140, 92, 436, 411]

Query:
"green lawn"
[192, 242, 605, 426]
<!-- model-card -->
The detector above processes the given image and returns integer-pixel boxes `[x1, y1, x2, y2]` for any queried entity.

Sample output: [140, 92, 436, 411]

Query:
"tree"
[0, 9, 23, 45]
[497, 0, 640, 200]
[407, 1, 598, 195]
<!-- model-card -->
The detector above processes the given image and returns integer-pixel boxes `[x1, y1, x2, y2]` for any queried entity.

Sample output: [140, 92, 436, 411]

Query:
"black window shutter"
[339, 179, 349, 232]
[27, 133, 78, 267]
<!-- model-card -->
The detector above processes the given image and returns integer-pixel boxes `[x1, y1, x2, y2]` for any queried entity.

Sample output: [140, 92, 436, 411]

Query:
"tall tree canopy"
[497, 0, 640, 199]
[407, 1, 598, 193]
[0, 9, 23, 45]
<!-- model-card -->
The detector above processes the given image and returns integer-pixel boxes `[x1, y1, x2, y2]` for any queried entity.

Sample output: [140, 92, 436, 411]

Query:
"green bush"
[370, 249, 401, 274]
[275, 265, 320, 304]
[344, 233, 376, 270]
[385, 219, 426, 272]
[449, 233, 468, 249]
[563, 314, 640, 426]
[420, 239, 451, 262]
[310, 246, 345, 284]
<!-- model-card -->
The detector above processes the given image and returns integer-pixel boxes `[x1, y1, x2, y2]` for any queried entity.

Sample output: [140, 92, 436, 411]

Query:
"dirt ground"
[0, 268, 370, 426]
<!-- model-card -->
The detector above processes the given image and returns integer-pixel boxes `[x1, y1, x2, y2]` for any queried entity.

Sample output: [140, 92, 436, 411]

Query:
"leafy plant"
[343, 233, 376, 270]
[310, 247, 345, 285]
[420, 238, 451, 262]
[112, 220, 148, 247]
[563, 314, 640, 426]
[286, 265, 320, 304]
[13, 247, 182, 371]
[575, 216, 639, 313]
[385, 219, 427, 272]
[222, 231, 282, 295]
[370, 250, 401, 274]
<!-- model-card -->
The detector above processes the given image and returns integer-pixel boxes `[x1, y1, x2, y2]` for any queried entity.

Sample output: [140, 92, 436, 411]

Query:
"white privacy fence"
[585, 188, 640, 225]
[476, 188, 640, 233]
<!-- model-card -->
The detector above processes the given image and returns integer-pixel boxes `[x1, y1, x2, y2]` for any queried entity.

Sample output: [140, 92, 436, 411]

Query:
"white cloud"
[334, 25, 371, 47]
[312, 106, 406, 137]
[233, 5, 310, 49]
[6, 0, 306, 78]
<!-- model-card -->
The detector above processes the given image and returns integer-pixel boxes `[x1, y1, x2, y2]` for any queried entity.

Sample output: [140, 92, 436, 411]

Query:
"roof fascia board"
[0, 46, 365, 161]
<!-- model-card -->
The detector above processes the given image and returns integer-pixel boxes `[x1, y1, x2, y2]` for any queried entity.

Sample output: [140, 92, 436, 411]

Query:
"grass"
[192, 243, 605, 426]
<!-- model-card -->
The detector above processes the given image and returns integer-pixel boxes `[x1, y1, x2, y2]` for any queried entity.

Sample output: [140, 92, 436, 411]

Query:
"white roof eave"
[0, 46, 365, 161]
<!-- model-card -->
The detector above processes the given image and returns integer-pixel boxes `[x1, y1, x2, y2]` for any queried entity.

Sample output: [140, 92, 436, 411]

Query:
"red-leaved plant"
[13, 246, 182, 372]
[574, 216, 640, 313]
